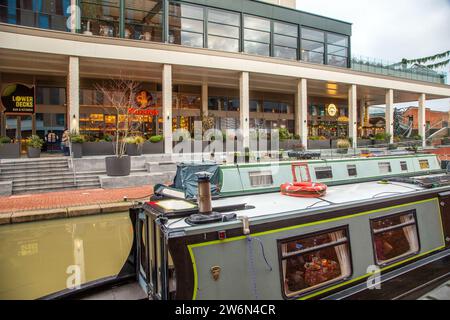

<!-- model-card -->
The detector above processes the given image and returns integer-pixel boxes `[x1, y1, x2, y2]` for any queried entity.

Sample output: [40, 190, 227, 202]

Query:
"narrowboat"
[134, 153, 450, 300]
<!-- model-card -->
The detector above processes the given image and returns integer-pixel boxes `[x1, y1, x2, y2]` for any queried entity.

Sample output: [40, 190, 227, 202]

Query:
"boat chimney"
[196, 172, 213, 214]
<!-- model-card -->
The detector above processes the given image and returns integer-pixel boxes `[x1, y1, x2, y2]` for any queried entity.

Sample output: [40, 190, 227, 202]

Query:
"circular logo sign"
[327, 104, 338, 117]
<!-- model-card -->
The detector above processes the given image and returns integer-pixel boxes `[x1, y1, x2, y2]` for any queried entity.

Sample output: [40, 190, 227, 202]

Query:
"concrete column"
[67, 56, 79, 133]
[385, 89, 394, 144]
[239, 72, 250, 148]
[418, 93, 426, 147]
[201, 82, 208, 117]
[359, 98, 365, 137]
[295, 78, 308, 149]
[348, 84, 357, 148]
[162, 64, 173, 154]
[69, 0, 78, 33]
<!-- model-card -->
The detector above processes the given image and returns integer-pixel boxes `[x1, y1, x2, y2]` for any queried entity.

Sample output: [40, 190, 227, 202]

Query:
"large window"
[301, 27, 324, 64]
[273, 22, 298, 60]
[279, 227, 352, 298]
[124, 0, 163, 42]
[327, 32, 349, 67]
[80, 0, 120, 37]
[169, 2, 204, 48]
[370, 211, 420, 265]
[207, 8, 240, 52]
[0, 0, 70, 31]
[244, 15, 271, 56]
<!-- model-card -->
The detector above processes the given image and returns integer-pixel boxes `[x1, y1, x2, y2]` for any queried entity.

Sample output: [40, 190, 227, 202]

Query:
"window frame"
[277, 225, 353, 300]
[378, 162, 392, 174]
[168, 1, 205, 48]
[206, 7, 241, 52]
[369, 210, 421, 267]
[347, 164, 357, 177]
[314, 166, 333, 180]
[419, 159, 430, 170]
[300, 26, 325, 65]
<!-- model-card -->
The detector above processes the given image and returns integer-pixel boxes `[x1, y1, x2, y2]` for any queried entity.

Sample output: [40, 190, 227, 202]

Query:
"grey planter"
[0, 143, 21, 159]
[27, 147, 41, 158]
[280, 140, 304, 151]
[71, 143, 83, 158]
[105, 156, 131, 177]
[308, 140, 335, 150]
[82, 142, 114, 156]
[126, 144, 143, 156]
[336, 148, 348, 154]
[143, 141, 164, 154]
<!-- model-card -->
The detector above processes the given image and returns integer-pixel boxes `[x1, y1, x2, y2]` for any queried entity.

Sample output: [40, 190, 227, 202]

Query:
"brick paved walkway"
[0, 185, 154, 213]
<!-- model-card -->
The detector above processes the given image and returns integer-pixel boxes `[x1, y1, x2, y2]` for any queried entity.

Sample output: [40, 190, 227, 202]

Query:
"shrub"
[278, 128, 292, 141]
[0, 136, 12, 144]
[102, 134, 113, 142]
[26, 135, 44, 149]
[149, 135, 163, 143]
[337, 139, 351, 149]
[70, 133, 86, 144]
[125, 136, 145, 145]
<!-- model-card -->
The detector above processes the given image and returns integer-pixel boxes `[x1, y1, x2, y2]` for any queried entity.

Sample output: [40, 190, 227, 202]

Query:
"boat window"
[347, 165, 357, 177]
[315, 167, 333, 180]
[378, 162, 392, 174]
[419, 160, 430, 170]
[400, 161, 408, 171]
[249, 171, 274, 187]
[370, 211, 420, 266]
[279, 227, 352, 298]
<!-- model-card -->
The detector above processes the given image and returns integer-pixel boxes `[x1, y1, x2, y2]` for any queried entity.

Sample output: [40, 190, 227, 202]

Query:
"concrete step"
[13, 177, 100, 188]
[0, 162, 69, 172]
[13, 183, 102, 195]
[146, 162, 178, 173]
[0, 159, 69, 167]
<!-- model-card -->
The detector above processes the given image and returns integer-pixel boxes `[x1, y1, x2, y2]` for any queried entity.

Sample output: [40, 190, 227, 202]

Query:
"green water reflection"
[0, 212, 133, 300]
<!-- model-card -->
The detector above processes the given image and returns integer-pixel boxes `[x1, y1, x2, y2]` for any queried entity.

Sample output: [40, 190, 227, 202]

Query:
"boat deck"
[167, 174, 445, 230]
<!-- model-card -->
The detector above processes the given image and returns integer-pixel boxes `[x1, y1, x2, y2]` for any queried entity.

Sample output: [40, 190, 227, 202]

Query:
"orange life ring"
[280, 182, 327, 198]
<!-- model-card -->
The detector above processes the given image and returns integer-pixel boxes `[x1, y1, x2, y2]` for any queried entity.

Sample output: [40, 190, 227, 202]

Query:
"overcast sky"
[296, 0, 450, 112]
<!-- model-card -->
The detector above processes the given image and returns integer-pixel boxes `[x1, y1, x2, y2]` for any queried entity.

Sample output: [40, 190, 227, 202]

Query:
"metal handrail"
[68, 140, 77, 187]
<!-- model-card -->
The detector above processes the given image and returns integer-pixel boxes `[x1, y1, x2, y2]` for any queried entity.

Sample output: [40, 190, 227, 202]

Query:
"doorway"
[5, 115, 33, 153]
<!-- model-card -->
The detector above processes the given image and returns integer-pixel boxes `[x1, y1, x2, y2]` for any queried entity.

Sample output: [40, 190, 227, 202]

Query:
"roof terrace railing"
[351, 55, 448, 84]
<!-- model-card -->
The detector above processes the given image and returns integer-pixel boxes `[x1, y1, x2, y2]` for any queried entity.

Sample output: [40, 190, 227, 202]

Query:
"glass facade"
[124, 0, 163, 42]
[1, 0, 351, 67]
[244, 15, 271, 56]
[80, 0, 121, 37]
[207, 8, 240, 52]
[169, 2, 204, 47]
[0, 0, 70, 31]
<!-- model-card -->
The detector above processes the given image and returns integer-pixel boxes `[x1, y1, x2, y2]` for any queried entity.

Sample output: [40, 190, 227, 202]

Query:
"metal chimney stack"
[196, 172, 213, 215]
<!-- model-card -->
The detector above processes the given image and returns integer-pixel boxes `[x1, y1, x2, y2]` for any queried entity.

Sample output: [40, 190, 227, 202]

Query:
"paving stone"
[99, 202, 132, 214]
[67, 204, 102, 217]
[0, 212, 12, 225]
[11, 208, 68, 224]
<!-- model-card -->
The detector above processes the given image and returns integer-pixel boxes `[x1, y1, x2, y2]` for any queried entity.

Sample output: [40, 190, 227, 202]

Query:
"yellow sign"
[327, 104, 337, 117]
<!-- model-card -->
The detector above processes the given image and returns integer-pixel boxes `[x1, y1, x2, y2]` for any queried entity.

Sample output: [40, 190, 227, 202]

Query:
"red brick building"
[402, 107, 449, 130]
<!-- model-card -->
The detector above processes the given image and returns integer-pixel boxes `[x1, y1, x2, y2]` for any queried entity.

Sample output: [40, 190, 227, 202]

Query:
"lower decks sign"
[1, 84, 35, 114]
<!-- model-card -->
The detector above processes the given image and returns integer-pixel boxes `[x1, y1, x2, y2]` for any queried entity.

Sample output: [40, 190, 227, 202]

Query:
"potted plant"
[70, 132, 86, 158]
[126, 136, 145, 156]
[0, 136, 20, 159]
[143, 135, 164, 154]
[244, 147, 250, 163]
[337, 138, 351, 154]
[96, 79, 145, 177]
[26, 135, 44, 158]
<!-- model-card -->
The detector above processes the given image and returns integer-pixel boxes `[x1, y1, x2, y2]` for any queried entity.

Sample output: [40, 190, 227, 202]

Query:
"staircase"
[0, 158, 101, 194]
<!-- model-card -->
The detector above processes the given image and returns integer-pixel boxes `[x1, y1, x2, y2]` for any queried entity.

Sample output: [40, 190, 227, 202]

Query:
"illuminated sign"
[327, 104, 338, 117]
[1, 84, 35, 114]
[131, 89, 159, 116]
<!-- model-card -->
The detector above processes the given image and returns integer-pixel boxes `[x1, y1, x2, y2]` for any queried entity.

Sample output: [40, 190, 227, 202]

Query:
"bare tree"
[95, 78, 143, 158]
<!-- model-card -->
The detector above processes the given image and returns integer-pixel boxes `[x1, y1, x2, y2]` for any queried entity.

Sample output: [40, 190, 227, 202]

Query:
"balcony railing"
[351, 55, 447, 84]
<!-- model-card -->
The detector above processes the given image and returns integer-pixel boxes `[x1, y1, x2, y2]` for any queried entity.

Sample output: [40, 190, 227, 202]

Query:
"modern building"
[0, 0, 449, 152]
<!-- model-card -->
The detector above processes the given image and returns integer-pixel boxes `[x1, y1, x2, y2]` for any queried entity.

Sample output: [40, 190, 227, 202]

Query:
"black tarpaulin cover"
[171, 161, 220, 199]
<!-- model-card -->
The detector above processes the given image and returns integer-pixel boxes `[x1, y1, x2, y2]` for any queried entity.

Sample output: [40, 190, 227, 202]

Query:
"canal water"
[0, 212, 133, 300]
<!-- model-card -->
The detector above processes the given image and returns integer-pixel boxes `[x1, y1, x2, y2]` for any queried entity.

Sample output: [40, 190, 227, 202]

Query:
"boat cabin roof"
[165, 175, 443, 231]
